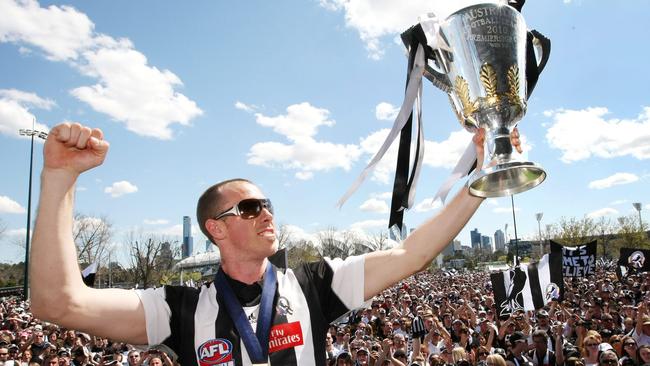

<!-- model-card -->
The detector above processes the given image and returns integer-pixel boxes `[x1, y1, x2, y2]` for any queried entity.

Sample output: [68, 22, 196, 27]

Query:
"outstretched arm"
[363, 129, 488, 300]
[30, 123, 148, 344]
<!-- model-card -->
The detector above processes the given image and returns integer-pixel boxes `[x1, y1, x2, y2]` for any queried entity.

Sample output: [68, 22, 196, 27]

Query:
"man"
[0, 345, 10, 364]
[528, 330, 562, 366]
[30, 123, 519, 365]
[505, 332, 533, 366]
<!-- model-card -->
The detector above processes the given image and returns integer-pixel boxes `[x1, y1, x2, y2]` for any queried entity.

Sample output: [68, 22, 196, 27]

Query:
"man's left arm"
[363, 187, 483, 300]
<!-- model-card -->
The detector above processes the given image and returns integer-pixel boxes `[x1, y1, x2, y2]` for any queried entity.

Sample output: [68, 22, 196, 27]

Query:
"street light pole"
[18, 127, 48, 301]
[535, 212, 543, 258]
[633, 202, 643, 231]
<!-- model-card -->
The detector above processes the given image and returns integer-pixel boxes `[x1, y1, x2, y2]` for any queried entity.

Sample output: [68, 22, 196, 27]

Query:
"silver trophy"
[423, 2, 549, 198]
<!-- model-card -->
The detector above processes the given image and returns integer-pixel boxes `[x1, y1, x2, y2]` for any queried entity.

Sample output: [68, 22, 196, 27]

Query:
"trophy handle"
[530, 30, 551, 75]
[424, 64, 452, 93]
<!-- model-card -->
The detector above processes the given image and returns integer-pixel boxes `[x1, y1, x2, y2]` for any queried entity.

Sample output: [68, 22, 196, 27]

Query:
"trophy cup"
[422, 1, 550, 198]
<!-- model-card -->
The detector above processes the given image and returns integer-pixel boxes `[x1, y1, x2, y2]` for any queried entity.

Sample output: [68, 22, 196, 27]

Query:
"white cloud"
[0, 195, 26, 214]
[359, 129, 473, 184]
[0, 89, 55, 109]
[235, 101, 255, 113]
[609, 199, 628, 205]
[375, 102, 399, 121]
[0, 90, 51, 137]
[6, 228, 26, 237]
[0, 0, 202, 140]
[319, 0, 484, 59]
[587, 208, 619, 219]
[247, 103, 362, 178]
[588, 173, 638, 190]
[546, 107, 650, 163]
[359, 198, 389, 213]
[0, 0, 95, 61]
[350, 219, 387, 232]
[254, 102, 335, 142]
[295, 171, 314, 180]
[104, 180, 138, 198]
[248, 139, 361, 175]
[282, 224, 318, 245]
[143, 219, 169, 225]
[155, 224, 183, 237]
[493, 207, 520, 214]
[413, 198, 442, 212]
[372, 191, 393, 200]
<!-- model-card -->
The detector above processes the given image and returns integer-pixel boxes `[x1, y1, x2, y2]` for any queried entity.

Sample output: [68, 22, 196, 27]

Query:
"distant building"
[205, 240, 212, 253]
[442, 240, 456, 257]
[494, 229, 506, 251]
[182, 216, 193, 258]
[389, 224, 408, 241]
[481, 235, 493, 252]
[470, 228, 481, 249]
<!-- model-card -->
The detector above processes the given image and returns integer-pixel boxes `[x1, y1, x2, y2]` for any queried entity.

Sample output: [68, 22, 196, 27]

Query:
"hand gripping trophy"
[420, 0, 551, 197]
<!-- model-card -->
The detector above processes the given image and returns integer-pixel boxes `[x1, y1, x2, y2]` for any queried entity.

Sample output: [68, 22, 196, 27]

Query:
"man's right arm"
[29, 123, 148, 345]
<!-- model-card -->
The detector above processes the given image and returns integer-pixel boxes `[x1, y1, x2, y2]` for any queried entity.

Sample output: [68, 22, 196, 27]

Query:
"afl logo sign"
[198, 339, 233, 366]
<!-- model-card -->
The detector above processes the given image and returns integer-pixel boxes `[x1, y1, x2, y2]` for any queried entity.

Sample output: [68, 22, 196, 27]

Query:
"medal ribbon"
[214, 263, 276, 363]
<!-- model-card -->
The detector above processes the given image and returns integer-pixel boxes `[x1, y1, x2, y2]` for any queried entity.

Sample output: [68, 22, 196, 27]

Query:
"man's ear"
[205, 219, 227, 242]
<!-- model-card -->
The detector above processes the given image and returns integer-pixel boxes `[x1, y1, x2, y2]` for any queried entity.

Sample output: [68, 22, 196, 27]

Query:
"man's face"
[356, 351, 368, 365]
[513, 340, 527, 353]
[533, 337, 547, 353]
[128, 353, 140, 365]
[149, 357, 163, 366]
[393, 334, 406, 349]
[216, 182, 278, 260]
[643, 324, 650, 336]
[0, 347, 9, 361]
[537, 315, 549, 328]
[34, 332, 45, 345]
[46, 357, 60, 366]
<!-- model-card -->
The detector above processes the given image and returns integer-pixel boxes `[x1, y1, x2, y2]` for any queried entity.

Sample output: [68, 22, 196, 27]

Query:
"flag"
[491, 253, 563, 318]
[617, 248, 650, 279]
[551, 240, 597, 277]
[81, 262, 98, 287]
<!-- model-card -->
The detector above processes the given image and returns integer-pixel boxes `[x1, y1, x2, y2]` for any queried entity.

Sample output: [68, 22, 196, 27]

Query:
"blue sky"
[1, 0, 649, 263]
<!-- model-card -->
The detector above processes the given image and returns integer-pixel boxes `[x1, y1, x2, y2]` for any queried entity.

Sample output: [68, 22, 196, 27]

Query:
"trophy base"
[468, 161, 546, 198]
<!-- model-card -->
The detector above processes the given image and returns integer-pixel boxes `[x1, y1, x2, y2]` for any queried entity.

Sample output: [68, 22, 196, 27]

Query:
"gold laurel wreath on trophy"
[454, 63, 523, 124]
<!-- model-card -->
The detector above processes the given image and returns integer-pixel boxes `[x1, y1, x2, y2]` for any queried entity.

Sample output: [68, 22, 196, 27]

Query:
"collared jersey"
[136, 256, 366, 366]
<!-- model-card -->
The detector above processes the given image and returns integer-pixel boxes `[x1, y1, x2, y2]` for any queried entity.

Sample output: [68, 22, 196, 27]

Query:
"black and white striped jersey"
[136, 255, 365, 366]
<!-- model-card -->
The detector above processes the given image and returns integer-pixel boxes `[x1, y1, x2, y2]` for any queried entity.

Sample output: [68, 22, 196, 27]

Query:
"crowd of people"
[2, 265, 649, 366]
[324, 265, 650, 366]
[0, 298, 174, 366]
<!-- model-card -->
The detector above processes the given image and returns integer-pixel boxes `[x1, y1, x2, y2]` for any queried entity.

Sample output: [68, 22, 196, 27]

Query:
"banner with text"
[550, 240, 597, 277]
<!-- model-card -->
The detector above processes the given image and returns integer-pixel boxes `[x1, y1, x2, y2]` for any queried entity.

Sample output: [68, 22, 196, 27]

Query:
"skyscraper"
[494, 229, 506, 251]
[182, 216, 193, 258]
[470, 228, 481, 249]
[481, 235, 493, 252]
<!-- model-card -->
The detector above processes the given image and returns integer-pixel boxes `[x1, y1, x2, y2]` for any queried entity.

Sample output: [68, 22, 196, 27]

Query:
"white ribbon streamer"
[432, 140, 477, 204]
[337, 44, 426, 208]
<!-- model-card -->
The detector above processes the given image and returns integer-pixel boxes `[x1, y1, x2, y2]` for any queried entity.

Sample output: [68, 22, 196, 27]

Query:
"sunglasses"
[479, 352, 490, 356]
[214, 198, 273, 220]
[601, 360, 617, 365]
[624, 343, 636, 347]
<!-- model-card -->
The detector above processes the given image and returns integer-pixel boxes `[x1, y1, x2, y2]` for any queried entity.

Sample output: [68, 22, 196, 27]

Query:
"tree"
[367, 230, 393, 252]
[549, 216, 600, 245]
[276, 224, 293, 249]
[126, 231, 178, 288]
[316, 227, 354, 259]
[285, 239, 320, 268]
[73, 214, 113, 266]
[613, 215, 649, 250]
